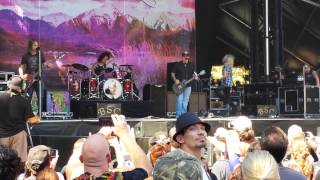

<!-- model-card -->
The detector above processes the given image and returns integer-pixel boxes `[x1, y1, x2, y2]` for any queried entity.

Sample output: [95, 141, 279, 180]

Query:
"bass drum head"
[103, 79, 123, 99]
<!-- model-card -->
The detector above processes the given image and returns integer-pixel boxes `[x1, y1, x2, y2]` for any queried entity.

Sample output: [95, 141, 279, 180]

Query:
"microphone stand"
[38, 49, 42, 118]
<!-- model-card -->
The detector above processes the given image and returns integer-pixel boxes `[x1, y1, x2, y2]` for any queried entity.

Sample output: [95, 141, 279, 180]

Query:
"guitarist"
[171, 50, 198, 117]
[220, 54, 235, 114]
[18, 40, 46, 108]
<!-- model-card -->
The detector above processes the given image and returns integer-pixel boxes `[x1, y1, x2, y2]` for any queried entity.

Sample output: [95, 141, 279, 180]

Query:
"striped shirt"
[222, 64, 233, 87]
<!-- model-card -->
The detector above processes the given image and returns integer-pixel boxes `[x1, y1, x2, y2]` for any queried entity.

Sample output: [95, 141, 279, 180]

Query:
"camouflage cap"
[153, 149, 202, 180]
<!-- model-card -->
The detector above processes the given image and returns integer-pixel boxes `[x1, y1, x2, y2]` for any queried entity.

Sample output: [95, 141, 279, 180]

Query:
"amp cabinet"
[304, 85, 320, 117]
[278, 87, 304, 116]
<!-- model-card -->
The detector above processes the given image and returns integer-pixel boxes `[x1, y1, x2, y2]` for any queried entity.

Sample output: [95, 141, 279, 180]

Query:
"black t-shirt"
[172, 61, 195, 87]
[0, 92, 34, 137]
[21, 51, 46, 75]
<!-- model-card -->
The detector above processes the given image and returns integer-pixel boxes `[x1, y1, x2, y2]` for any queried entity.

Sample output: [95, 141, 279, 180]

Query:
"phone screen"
[50, 149, 58, 158]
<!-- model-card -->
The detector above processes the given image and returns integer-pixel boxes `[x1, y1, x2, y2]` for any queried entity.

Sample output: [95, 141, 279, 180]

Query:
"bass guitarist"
[171, 50, 199, 117]
[18, 40, 46, 110]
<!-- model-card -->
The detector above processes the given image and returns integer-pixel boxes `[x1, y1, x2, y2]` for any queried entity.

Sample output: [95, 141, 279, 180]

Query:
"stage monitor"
[46, 91, 70, 113]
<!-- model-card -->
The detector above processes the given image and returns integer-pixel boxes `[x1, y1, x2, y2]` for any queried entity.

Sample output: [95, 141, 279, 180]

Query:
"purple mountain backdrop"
[0, 2, 195, 91]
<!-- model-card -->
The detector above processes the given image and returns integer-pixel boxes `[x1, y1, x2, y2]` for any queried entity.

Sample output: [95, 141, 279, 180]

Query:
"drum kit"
[64, 63, 139, 101]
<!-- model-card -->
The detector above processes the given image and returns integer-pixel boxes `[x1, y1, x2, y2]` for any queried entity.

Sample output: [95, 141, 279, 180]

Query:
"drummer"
[91, 50, 114, 80]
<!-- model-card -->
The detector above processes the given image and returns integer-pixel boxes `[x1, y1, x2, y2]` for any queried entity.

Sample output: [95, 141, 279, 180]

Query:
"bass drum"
[102, 79, 123, 99]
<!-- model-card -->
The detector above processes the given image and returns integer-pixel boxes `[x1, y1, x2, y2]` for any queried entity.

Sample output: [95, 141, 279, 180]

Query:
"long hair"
[97, 50, 114, 63]
[289, 140, 313, 179]
[27, 39, 38, 53]
[242, 150, 280, 180]
[222, 54, 235, 68]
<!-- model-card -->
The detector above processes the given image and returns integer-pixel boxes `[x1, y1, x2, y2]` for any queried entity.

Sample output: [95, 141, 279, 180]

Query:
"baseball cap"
[26, 145, 51, 172]
[182, 50, 190, 56]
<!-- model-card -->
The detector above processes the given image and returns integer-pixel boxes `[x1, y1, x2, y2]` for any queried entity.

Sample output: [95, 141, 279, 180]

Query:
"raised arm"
[111, 114, 153, 175]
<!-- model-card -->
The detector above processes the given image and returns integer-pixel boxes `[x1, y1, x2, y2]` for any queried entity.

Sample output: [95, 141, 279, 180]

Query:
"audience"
[209, 127, 231, 180]
[73, 114, 152, 180]
[241, 150, 280, 180]
[3, 112, 320, 180]
[17, 145, 64, 180]
[260, 126, 306, 180]
[36, 167, 59, 180]
[0, 144, 22, 180]
[287, 140, 313, 179]
[153, 112, 217, 180]
[64, 138, 86, 180]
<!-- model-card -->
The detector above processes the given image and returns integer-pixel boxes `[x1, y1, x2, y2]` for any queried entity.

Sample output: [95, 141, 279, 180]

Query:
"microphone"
[36, 47, 40, 51]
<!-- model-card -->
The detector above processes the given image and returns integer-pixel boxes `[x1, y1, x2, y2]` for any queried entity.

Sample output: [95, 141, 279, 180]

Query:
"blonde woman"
[287, 140, 313, 180]
[242, 150, 280, 180]
[221, 54, 235, 115]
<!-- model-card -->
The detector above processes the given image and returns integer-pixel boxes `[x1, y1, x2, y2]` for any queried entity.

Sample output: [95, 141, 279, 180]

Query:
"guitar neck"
[184, 76, 196, 85]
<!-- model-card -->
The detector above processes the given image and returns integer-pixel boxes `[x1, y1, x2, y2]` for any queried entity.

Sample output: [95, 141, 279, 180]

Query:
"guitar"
[23, 54, 65, 91]
[172, 70, 206, 95]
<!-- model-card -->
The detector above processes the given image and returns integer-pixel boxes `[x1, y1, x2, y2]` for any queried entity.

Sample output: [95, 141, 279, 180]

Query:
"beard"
[194, 141, 207, 149]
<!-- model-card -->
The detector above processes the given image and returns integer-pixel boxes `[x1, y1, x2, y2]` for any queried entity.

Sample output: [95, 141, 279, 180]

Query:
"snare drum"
[102, 79, 123, 99]
[123, 79, 132, 94]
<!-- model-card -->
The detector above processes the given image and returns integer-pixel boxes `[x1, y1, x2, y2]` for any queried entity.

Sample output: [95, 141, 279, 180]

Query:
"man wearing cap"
[153, 112, 216, 180]
[171, 50, 199, 117]
[17, 145, 64, 180]
[0, 76, 40, 163]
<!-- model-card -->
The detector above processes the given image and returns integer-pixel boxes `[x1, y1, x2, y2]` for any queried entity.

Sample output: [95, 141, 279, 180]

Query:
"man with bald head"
[74, 114, 152, 180]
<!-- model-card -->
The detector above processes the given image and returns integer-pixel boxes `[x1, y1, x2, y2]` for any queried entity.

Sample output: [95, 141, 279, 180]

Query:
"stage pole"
[264, 0, 270, 80]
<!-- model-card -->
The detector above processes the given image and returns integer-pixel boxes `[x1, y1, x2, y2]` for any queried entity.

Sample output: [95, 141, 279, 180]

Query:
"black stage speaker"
[167, 62, 177, 91]
[189, 92, 208, 113]
[167, 91, 208, 114]
[143, 84, 166, 117]
[279, 87, 304, 116]
[305, 86, 320, 116]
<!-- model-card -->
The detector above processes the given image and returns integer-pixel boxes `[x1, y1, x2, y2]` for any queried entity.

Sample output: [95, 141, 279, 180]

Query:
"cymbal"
[72, 63, 89, 71]
[120, 64, 134, 66]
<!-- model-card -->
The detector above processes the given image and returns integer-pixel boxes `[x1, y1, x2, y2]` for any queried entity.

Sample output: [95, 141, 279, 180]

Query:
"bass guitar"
[172, 70, 206, 95]
[23, 54, 65, 91]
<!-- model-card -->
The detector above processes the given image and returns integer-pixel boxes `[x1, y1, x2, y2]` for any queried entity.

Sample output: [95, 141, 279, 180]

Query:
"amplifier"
[279, 87, 304, 116]
[305, 86, 320, 116]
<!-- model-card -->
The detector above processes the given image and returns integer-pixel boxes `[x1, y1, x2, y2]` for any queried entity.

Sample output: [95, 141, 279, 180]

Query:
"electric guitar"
[172, 70, 206, 95]
[23, 54, 65, 91]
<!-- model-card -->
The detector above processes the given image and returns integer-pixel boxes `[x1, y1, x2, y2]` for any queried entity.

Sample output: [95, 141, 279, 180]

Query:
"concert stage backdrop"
[0, 0, 195, 94]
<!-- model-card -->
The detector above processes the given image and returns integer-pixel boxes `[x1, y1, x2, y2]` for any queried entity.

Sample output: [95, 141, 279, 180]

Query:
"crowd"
[1, 111, 320, 180]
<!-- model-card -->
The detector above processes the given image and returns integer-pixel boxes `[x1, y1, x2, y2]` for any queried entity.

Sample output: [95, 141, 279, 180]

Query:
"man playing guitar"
[18, 40, 46, 108]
